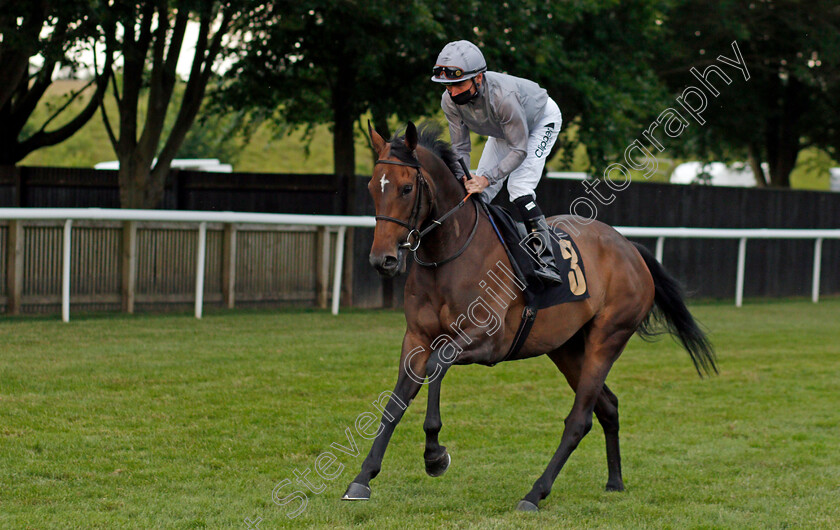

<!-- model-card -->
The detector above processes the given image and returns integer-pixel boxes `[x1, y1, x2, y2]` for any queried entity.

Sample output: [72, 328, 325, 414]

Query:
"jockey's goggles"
[432, 65, 481, 82]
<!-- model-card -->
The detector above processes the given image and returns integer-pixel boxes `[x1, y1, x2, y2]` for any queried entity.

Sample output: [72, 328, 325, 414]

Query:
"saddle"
[481, 201, 590, 364]
[485, 202, 589, 309]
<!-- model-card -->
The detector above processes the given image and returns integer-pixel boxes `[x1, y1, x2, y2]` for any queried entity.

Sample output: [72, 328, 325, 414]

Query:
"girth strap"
[491, 305, 538, 366]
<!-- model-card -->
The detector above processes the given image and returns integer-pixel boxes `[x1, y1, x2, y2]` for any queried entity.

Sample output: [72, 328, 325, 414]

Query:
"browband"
[375, 159, 421, 169]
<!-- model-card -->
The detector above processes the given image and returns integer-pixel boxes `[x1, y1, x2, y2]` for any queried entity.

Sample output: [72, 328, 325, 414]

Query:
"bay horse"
[342, 121, 716, 511]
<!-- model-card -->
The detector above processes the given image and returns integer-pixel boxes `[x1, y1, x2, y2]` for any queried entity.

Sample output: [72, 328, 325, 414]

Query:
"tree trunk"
[764, 78, 805, 188]
[372, 112, 391, 144]
[332, 73, 356, 177]
[104, 4, 231, 209]
[118, 155, 166, 209]
[767, 136, 799, 188]
[747, 143, 768, 187]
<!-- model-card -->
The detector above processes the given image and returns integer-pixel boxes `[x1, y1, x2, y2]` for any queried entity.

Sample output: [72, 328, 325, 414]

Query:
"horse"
[342, 121, 716, 511]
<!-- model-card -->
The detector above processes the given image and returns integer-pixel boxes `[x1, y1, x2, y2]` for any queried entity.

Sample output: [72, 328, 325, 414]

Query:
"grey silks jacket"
[441, 71, 549, 184]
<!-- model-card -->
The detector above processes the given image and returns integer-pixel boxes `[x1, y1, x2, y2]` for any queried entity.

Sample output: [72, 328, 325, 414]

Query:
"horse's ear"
[368, 119, 387, 155]
[405, 121, 418, 152]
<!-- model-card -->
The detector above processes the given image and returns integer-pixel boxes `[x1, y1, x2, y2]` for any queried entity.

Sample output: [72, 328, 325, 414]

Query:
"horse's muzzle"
[370, 253, 400, 277]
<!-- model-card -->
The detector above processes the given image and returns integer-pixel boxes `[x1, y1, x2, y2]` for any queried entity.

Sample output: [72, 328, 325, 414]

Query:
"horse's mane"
[389, 123, 461, 178]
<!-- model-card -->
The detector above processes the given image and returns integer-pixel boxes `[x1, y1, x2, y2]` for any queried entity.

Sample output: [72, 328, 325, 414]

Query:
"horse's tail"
[633, 242, 718, 377]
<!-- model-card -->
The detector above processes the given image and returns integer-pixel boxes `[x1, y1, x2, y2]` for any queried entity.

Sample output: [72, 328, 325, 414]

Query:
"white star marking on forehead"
[380, 174, 390, 193]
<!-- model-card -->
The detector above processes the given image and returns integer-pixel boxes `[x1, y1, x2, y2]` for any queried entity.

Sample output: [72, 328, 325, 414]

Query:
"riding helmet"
[431, 40, 487, 84]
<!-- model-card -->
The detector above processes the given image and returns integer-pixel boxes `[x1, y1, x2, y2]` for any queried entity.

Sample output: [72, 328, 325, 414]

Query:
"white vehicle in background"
[830, 168, 840, 191]
[546, 171, 588, 180]
[94, 159, 232, 173]
[670, 161, 761, 187]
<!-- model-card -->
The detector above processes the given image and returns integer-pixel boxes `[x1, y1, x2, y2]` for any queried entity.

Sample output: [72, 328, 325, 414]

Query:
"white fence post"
[655, 236, 665, 263]
[735, 237, 747, 308]
[812, 238, 823, 303]
[195, 222, 207, 319]
[62, 219, 73, 322]
[331, 226, 347, 315]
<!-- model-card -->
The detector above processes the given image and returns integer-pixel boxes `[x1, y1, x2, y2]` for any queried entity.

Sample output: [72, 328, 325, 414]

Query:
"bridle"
[374, 158, 480, 268]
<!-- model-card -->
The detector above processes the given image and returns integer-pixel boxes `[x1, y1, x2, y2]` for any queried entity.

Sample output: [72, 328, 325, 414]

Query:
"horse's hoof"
[425, 451, 451, 477]
[516, 499, 539, 512]
[341, 482, 371, 501]
[605, 481, 625, 492]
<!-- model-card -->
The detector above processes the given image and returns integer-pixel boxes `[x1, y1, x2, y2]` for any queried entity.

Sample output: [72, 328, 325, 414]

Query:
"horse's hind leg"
[519, 324, 634, 511]
[549, 346, 625, 493]
[598, 384, 624, 491]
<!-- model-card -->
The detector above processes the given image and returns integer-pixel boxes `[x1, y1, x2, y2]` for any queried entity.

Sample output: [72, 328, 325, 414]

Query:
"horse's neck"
[418, 149, 464, 214]
[413, 149, 511, 294]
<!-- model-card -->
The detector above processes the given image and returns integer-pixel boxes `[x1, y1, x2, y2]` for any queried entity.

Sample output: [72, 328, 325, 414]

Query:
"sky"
[44, 20, 211, 80]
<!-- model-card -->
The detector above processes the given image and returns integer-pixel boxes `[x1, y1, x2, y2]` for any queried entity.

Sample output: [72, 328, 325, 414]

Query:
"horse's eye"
[401, 185, 413, 196]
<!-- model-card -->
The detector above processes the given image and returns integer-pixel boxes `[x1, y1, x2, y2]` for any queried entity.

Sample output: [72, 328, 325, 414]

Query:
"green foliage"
[18, 0, 840, 189]
[217, 0, 673, 176]
[1, 299, 839, 527]
[0, 0, 109, 164]
[169, 101, 247, 165]
[653, 0, 840, 186]
[219, 0, 443, 122]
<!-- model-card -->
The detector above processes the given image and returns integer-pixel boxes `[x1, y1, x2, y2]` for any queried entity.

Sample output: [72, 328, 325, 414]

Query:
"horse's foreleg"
[342, 340, 427, 501]
[423, 350, 452, 477]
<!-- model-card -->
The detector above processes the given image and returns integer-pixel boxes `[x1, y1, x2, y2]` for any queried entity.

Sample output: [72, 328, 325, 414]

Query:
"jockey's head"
[431, 40, 486, 105]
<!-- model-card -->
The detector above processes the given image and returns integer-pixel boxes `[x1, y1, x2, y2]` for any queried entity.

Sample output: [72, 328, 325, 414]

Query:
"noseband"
[373, 158, 480, 268]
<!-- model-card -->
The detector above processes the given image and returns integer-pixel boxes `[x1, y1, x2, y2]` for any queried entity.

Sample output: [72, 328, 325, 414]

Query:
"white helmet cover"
[431, 40, 487, 83]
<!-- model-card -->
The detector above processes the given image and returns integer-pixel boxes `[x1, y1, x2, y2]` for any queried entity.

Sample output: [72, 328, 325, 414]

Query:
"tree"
[174, 108, 245, 164]
[440, 0, 672, 172]
[219, 0, 446, 177]
[0, 0, 112, 165]
[221, 0, 671, 177]
[654, 0, 840, 187]
[100, 0, 252, 208]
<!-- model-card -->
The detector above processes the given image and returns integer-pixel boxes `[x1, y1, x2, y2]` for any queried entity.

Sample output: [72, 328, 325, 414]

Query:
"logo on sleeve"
[534, 124, 555, 158]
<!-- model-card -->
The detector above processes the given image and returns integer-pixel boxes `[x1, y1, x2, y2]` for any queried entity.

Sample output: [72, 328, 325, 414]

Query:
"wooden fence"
[1, 164, 839, 314]
[0, 219, 339, 315]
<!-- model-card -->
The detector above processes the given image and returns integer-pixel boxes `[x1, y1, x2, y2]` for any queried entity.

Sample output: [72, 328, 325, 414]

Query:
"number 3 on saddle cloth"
[486, 203, 589, 308]
[483, 202, 590, 364]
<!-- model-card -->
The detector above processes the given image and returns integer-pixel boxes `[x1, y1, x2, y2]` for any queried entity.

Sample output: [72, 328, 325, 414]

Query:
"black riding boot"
[513, 196, 564, 285]
[525, 216, 564, 285]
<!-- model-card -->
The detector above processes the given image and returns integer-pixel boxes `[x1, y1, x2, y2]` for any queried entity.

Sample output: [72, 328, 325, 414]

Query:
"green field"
[1, 299, 839, 528]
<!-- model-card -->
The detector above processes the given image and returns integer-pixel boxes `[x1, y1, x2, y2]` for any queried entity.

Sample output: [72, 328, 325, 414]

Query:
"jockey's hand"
[462, 174, 489, 194]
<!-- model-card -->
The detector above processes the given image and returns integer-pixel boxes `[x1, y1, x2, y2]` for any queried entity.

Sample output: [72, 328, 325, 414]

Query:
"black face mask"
[449, 82, 479, 105]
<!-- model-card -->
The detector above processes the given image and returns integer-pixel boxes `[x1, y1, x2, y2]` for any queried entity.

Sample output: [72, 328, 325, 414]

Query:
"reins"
[373, 158, 480, 268]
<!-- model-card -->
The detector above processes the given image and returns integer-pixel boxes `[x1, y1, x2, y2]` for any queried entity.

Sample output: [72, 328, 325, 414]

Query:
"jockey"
[432, 40, 564, 285]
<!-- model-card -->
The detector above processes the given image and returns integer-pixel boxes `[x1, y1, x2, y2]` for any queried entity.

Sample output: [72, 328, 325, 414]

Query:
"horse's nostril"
[383, 255, 398, 268]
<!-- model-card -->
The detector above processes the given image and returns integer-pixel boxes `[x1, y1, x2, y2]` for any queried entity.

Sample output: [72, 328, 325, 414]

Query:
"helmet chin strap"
[451, 77, 481, 104]
[467, 78, 481, 102]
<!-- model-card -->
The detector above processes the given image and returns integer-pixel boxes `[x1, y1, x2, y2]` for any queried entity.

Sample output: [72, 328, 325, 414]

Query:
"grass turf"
[1, 299, 839, 528]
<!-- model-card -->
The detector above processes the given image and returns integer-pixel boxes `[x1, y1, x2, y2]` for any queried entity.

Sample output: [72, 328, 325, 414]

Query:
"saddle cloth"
[486, 203, 590, 310]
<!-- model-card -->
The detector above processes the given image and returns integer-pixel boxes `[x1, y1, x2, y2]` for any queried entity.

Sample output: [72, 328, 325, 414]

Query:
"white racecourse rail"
[0, 208, 837, 322]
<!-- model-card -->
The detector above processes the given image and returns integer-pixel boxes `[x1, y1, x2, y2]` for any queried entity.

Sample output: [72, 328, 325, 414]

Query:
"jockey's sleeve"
[484, 93, 528, 185]
[442, 94, 471, 178]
